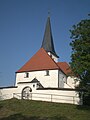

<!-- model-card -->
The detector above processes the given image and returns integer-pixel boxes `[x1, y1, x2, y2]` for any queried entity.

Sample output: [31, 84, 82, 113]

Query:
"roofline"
[16, 68, 66, 76]
[16, 68, 59, 73]
[16, 48, 60, 73]
[16, 49, 66, 75]
[57, 62, 70, 76]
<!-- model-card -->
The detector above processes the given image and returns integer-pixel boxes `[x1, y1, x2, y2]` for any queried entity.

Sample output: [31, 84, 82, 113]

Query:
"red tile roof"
[16, 48, 72, 75]
[16, 48, 59, 73]
[57, 62, 71, 75]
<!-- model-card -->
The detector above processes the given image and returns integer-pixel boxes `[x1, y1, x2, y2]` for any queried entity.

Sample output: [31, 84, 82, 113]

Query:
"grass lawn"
[0, 98, 90, 120]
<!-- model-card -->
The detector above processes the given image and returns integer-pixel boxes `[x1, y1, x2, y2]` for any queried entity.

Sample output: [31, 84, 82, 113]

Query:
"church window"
[25, 72, 29, 78]
[33, 84, 35, 88]
[37, 83, 39, 87]
[45, 70, 49, 76]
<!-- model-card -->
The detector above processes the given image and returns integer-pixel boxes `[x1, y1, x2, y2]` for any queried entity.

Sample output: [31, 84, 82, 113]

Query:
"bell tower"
[41, 16, 59, 62]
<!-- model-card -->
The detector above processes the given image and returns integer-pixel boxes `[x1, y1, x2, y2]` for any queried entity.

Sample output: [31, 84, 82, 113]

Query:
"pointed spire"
[41, 16, 59, 58]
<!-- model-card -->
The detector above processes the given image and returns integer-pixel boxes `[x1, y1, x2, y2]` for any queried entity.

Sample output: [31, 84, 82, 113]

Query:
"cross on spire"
[48, 10, 50, 17]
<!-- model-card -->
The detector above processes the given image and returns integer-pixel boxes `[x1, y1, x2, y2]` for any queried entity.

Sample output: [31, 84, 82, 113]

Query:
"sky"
[0, 0, 90, 87]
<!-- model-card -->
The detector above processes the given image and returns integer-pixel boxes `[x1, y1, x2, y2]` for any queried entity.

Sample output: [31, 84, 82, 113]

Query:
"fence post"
[51, 94, 52, 102]
[73, 96, 75, 104]
[30, 93, 32, 100]
[80, 92, 83, 105]
[13, 93, 15, 98]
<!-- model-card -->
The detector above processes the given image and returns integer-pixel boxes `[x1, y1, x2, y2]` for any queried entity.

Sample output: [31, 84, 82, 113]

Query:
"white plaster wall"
[16, 70, 59, 88]
[64, 83, 72, 88]
[67, 76, 80, 88]
[27, 89, 80, 105]
[0, 86, 81, 105]
[0, 88, 18, 100]
[0, 84, 37, 100]
[58, 71, 67, 88]
[58, 74, 80, 89]
[11, 86, 80, 105]
[0, 70, 81, 105]
[16, 83, 37, 93]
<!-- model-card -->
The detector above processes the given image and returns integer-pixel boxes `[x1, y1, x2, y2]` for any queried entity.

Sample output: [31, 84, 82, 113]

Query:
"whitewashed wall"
[16, 70, 59, 88]
[0, 87, 17, 100]
[0, 69, 81, 105]
[0, 86, 81, 105]
[66, 76, 80, 88]
[32, 89, 80, 105]
[58, 71, 67, 88]
[12, 88, 81, 105]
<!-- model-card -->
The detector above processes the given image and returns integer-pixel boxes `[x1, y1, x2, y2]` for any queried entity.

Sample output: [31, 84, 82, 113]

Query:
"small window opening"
[46, 70, 49, 76]
[25, 72, 29, 78]
[37, 83, 40, 88]
[33, 84, 35, 88]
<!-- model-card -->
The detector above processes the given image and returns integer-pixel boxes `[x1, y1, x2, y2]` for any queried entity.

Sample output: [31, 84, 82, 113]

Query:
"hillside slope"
[0, 98, 90, 120]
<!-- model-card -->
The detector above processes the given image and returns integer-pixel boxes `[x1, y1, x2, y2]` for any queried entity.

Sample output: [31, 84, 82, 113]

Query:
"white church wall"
[58, 72, 79, 89]
[58, 71, 67, 88]
[16, 70, 59, 88]
[67, 76, 80, 89]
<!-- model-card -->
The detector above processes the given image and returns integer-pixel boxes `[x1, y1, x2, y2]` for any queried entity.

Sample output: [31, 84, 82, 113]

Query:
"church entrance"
[22, 86, 32, 99]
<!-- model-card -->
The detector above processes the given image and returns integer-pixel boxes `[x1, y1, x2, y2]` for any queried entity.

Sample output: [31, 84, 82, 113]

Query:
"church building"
[15, 16, 76, 97]
[0, 16, 81, 104]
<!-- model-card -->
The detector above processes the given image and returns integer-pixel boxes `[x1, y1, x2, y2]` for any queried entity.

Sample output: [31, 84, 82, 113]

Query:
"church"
[0, 16, 81, 105]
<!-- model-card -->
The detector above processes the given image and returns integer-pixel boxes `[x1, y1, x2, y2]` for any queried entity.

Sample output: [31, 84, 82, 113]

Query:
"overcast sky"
[0, 0, 90, 87]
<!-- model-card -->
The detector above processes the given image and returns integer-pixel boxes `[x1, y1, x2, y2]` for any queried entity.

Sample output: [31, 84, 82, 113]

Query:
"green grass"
[0, 98, 90, 120]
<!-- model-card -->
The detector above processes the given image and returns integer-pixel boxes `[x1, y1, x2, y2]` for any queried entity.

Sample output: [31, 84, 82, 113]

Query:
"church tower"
[41, 16, 59, 62]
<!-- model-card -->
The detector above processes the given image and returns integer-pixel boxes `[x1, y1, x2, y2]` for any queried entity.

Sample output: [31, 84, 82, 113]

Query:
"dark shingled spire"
[41, 16, 59, 58]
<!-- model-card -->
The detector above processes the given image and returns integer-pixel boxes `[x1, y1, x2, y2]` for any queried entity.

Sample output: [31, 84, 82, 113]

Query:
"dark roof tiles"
[41, 16, 59, 58]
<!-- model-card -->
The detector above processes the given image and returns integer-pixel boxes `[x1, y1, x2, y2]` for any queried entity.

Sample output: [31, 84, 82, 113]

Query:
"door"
[22, 86, 32, 99]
